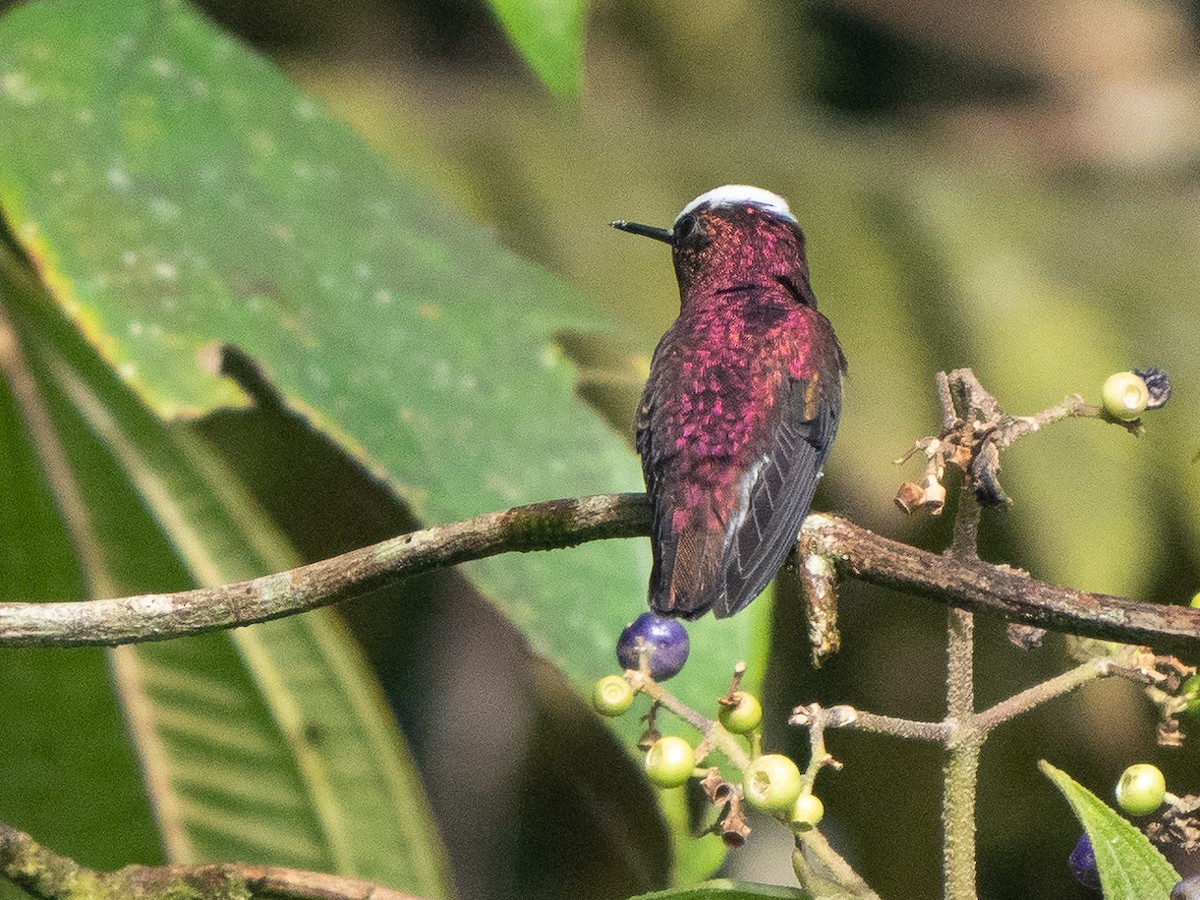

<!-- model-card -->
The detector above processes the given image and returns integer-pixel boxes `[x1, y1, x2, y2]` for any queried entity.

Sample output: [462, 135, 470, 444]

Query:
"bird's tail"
[649, 527, 727, 620]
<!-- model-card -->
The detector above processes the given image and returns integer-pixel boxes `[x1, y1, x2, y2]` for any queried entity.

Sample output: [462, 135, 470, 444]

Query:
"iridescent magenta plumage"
[616, 187, 844, 618]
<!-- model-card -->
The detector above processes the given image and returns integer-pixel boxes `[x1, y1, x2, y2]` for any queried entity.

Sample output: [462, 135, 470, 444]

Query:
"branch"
[0, 495, 1198, 654]
[0, 493, 650, 647]
[0, 819, 421, 900]
[800, 514, 1200, 658]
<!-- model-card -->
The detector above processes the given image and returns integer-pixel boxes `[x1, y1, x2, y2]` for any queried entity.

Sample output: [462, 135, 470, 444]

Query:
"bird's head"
[612, 185, 813, 306]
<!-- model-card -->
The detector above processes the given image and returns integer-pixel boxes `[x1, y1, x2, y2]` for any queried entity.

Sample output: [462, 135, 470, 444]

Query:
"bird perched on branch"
[613, 186, 844, 619]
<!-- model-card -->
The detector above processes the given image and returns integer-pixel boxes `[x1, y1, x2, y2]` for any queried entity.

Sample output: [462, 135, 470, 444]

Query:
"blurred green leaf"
[485, 0, 586, 97]
[1, 252, 452, 896]
[1041, 760, 1178, 899]
[909, 172, 1162, 597]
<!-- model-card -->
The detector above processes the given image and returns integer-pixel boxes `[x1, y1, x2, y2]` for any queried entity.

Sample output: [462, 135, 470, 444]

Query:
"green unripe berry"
[1181, 675, 1200, 718]
[1115, 763, 1166, 816]
[743, 753, 803, 811]
[592, 675, 634, 717]
[644, 736, 695, 788]
[1102, 372, 1150, 421]
[719, 691, 763, 734]
[1191, 591, 1200, 609]
[790, 792, 824, 830]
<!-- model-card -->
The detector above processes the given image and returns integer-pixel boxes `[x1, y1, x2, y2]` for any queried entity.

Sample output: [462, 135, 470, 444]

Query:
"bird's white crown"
[676, 185, 795, 225]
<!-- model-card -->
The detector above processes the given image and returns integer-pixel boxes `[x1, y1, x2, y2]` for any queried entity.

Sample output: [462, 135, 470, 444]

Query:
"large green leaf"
[0, 345, 161, 900]
[485, 0, 587, 97]
[1041, 760, 1178, 899]
[1, 253, 452, 897]
[0, 0, 768, 881]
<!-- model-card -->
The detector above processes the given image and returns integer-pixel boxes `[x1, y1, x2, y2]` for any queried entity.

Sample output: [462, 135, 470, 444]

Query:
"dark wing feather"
[636, 337, 680, 614]
[715, 369, 841, 618]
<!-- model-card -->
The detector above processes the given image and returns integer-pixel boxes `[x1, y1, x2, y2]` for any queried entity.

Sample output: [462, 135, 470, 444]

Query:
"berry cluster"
[593, 612, 825, 843]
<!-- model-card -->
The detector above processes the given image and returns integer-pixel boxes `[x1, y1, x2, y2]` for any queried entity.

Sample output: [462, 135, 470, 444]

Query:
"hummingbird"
[613, 185, 844, 619]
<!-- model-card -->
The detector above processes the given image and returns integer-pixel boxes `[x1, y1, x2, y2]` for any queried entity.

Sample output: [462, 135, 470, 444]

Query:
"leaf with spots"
[0, 0, 767, 883]
[0, 252, 452, 896]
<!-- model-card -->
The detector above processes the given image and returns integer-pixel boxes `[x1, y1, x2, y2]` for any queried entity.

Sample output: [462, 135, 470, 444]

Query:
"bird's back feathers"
[637, 293, 842, 618]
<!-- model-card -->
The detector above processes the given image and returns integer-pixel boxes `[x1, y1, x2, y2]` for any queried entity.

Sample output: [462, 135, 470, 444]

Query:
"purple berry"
[1134, 367, 1171, 409]
[1173, 876, 1200, 900]
[1068, 834, 1100, 891]
[617, 613, 689, 680]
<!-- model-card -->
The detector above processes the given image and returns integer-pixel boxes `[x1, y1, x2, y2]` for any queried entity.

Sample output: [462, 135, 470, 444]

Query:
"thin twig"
[942, 476, 980, 900]
[793, 829, 881, 899]
[976, 658, 1114, 732]
[994, 395, 1117, 449]
[942, 607, 980, 900]
[627, 670, 751, 769]
[794, 704, 840, 785]
[789, 703, 951, 743]
[936, 370, 957, 432]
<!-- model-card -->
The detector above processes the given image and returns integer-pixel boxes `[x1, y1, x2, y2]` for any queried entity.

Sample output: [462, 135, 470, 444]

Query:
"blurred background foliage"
[2, 1, 1200, 899]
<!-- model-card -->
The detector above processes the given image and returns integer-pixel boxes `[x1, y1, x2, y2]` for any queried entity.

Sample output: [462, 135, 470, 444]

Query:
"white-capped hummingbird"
[613, 185, 845, 619]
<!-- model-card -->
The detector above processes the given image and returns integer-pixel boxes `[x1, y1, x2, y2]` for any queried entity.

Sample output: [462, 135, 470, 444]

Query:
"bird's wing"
[636, 333, 691, 615]
[714, 364, 841, 617]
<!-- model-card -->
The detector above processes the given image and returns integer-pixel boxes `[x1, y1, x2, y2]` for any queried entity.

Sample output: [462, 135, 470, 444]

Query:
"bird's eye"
[674, 214, 697, 241]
